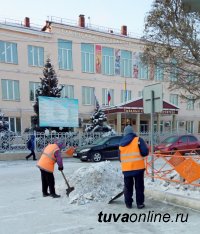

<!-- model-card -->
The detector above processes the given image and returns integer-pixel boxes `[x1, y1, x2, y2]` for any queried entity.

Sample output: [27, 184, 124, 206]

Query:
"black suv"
[73, 135, 123, 162]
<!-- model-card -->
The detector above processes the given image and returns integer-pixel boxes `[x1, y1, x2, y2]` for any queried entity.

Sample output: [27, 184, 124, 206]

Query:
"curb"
[0, 152, 69, 160]
[145, 189, 200, 211]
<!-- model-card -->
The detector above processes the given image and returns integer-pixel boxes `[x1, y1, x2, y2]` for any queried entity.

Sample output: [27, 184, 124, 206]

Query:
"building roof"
[103, 98, 179, 115]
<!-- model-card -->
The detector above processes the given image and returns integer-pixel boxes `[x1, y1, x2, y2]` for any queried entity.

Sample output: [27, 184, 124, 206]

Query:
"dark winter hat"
[124, 125, 134, 136]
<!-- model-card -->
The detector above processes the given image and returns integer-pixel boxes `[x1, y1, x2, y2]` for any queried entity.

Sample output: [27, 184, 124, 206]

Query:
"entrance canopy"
[103, 98, 179, 115]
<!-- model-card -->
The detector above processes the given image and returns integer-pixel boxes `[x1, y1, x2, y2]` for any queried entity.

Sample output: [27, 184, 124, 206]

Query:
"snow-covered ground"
[0, 158, 199, 234]
[145, 177, 200, 199]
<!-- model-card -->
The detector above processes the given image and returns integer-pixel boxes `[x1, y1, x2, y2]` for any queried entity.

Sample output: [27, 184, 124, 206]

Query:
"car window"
[179, 136, 188, 143]
[163, 136, 179, 143]
[107, 137, 122, 145]
[188, 136, 198, 142]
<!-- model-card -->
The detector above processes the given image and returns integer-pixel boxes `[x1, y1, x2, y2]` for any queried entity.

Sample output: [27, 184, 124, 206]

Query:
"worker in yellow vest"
[37, 138, 64, 198]
[119, 125, 149, 209]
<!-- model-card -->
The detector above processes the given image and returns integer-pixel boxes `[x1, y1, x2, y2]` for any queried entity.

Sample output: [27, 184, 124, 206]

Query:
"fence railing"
[146, 149, 200, 187]
[0, 130, 197, 153]
[0, 131, 111, 153]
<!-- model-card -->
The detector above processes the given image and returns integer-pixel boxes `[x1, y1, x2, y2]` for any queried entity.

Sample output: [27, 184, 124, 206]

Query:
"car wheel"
[196, 147, 200, 155]
[91, 152, 102, 162]
[170, 148, 177, 155]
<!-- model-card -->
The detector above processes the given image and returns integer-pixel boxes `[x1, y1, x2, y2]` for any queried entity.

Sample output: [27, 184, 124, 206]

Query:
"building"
[0, 15, 199, 134]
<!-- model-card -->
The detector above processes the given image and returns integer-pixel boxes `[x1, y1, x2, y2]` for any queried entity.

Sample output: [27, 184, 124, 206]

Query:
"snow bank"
[67, 161, 123, 205]
[58, 161, 200, 206]
[145, 176, 200, 199]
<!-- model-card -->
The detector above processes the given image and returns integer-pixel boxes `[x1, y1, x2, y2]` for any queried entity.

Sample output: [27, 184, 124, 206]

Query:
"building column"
[136, 113, 140, 135]
[117, 112, 122, 133]
[172, 114, 176, 130]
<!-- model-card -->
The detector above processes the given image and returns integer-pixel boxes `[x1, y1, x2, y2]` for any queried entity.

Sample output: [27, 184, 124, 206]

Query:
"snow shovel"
[108, 191, 124, 204]
[61, 171, 74, 196]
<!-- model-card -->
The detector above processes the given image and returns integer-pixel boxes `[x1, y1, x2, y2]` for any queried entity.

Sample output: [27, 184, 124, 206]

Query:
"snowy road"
[0, 158, 199, 234]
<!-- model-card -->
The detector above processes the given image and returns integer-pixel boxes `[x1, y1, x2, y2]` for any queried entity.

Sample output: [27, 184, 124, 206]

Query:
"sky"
[0, 0, 154, 37]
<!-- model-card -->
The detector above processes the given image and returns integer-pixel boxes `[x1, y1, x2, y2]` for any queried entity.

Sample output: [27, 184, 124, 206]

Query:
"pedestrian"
[37, 138, 64, 198]
[26, 135, 37, 161]
[119, 125, 149, 209]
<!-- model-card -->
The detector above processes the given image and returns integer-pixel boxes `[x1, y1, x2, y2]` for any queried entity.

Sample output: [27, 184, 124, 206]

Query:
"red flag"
[108, 90, 111, 105]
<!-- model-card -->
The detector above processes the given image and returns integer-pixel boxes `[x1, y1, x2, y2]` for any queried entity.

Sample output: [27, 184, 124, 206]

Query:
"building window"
[170, 94, 179, 106]
[170, 59, 178, 81]
[1, 79, 20, 101]
[186, 121, 194, 133]
[61, 85, 74, 98]
[154, 60, 164, 81]
[186, 74, 197, 84]
[140, 121, 149, 132]
[4, 117, 21, 132]
[58, 39, 72, 70]
[102, 88, 114, 106]
[121, 90, 132, 103]
[28, 45, 44, 67]
[102, 47, 114, 75]
[138, 53, 148, 80]
[138, 90, 143, 98]
[186, 96, 195, 110]
[82, 86, 95, 105]
[81, 43, 94, 73]
[29, 82, 40, 101]
[198, 121, 200, 134]
[121, 50, 132, 77]
[0, 40, 18, 64]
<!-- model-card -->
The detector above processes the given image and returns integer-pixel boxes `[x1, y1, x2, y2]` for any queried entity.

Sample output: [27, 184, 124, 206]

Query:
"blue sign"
[39, 96, 79, 127]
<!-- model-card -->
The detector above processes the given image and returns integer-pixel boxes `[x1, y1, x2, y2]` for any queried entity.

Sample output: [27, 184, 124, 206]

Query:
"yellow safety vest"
[37, 144, 59, 173]
[119, 137, 145, 172]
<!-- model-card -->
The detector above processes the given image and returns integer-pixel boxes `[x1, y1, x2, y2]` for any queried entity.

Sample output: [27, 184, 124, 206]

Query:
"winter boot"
[51, 194, 61, 198]
[137, 204, 145, 209]
[43, 192, 50, 197]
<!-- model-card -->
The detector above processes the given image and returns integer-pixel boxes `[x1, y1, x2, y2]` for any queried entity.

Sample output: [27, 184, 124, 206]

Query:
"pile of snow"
[67, 161, 123, 205]
[59, 161, 200, 205]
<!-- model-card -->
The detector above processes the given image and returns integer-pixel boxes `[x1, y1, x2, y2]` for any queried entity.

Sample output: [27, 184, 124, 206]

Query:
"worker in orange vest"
[37, 138, 64, 198]
[119, 125, 149, 209]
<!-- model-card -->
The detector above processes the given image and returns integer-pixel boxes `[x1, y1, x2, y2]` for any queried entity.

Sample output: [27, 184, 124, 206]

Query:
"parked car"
[73, 135, 123, 162]
[154, 134, 200, 153]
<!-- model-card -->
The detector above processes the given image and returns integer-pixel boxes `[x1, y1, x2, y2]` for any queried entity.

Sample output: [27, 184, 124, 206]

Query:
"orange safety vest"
[119, 137, 145, 172]
[37, 144, 59, 173]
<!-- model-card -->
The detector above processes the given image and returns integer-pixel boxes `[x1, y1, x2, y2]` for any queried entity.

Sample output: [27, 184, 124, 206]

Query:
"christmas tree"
[32, 58, 64, 131]
[85, 99, 114, 133]
[0, 112, 9, 132]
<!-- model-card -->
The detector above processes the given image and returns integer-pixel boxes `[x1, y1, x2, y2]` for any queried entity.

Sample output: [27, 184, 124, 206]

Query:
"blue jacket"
[30, 135, 35, 151]
[119, 133, 149, 177]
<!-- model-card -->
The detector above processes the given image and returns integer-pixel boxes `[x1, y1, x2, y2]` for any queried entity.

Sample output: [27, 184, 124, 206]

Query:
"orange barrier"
[65, 147, 75, 157]
[146, 148, 200, 187]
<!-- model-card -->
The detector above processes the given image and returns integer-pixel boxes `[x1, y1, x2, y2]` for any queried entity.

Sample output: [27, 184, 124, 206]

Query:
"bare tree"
[143, 0, 200, 101]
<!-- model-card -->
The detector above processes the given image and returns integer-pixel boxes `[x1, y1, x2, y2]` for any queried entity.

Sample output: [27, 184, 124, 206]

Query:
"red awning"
[103, 98, 179, 115]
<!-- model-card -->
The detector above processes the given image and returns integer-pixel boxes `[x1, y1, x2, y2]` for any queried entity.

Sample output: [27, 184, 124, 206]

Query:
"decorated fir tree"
[85, 99, 113, 133]
[32, 58, 64, 131]
[0, 112, 9, 132]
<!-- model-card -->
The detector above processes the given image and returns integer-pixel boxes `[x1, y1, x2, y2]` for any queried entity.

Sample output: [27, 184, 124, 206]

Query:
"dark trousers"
[124, 171, 145, 206]
[40, 169, 56, 195]
[26, 150, 36, 160]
